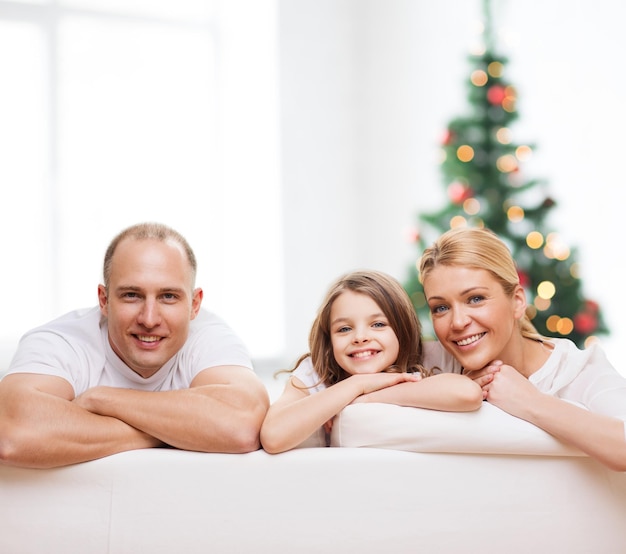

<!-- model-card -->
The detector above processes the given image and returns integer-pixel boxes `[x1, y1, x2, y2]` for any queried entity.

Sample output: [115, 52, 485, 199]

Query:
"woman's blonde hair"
[419, 227, 542, 340]
[290, 270, 428, 387]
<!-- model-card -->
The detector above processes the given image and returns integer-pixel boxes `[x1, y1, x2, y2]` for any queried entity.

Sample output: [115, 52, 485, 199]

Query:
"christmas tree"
[405, 1, 608, 348]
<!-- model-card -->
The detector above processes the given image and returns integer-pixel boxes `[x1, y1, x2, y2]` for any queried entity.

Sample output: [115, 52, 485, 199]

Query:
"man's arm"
[0, 373, 162, 468]
[74, 366, 269, 454]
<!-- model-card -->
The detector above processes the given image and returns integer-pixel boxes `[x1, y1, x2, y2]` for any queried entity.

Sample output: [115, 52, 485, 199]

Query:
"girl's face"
[422, 265, 526, 371]
[329, 290, 400, 375]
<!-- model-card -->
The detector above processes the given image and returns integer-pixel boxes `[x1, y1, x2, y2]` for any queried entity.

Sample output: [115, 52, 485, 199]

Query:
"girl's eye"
[337, 326, 351, 333]
[372, 321, 386, 328]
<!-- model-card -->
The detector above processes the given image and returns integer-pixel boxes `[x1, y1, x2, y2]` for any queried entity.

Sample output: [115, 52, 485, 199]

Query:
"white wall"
[278, 0, 625, 373]
[1, 0, 622, 377]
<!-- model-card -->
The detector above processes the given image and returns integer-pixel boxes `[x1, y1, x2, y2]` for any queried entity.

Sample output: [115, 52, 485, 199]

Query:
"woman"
[419, 226, 626, 471]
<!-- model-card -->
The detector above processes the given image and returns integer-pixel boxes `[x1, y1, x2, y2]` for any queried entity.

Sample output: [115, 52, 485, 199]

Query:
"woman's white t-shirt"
[292, 339, 626, 424]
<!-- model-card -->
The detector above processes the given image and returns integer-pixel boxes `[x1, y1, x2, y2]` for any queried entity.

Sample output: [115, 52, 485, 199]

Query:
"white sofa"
[2, 403, 626, 553]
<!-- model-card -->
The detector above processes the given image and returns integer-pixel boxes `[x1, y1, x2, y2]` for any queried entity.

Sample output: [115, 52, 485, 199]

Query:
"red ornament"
[406, 227, 420, 243]
[447, 182, 473, 204]
[517, 269, 530, 288]
[442, 129, 455, 146]
[573, 312, 598, 335]
[487, 85, 506, 105]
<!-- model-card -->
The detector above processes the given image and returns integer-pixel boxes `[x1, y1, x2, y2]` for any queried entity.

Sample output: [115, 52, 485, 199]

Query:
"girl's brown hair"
[290, 270, 428, 387]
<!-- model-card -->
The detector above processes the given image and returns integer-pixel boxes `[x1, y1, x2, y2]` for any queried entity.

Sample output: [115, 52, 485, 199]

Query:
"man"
[0, 222, 269, 468]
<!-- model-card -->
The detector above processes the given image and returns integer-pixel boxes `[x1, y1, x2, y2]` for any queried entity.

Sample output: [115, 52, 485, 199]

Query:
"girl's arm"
[260, 372, 420, 454]
[479, 364, 626, 471]
[354, 373, 483, 411]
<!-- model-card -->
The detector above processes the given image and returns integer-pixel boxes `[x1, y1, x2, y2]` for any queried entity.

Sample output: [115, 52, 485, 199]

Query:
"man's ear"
[98, 284, 109, 316]
[190, 287, 203, 319]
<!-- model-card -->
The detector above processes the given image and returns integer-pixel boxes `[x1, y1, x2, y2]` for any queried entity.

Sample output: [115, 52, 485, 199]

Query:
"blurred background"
[1, 0, 624, 381]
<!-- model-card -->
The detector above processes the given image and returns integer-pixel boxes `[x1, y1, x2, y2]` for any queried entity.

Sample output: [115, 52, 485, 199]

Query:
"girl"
[419, 226, 626, 471]
[260, 270, 482, 454]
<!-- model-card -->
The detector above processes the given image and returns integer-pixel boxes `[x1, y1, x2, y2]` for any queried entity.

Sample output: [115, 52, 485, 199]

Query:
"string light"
[526, 231, 544, 249]
[496, 154, 517, 173]
[496, 127, 511, 144]
[463, 198, 481, 215]
[546, 315, 574, 336]
[470, 70, 488, 86]
[546, 315, 560, 333]
[457, 145, 475, 162]
[487, 61, 503, 77]
[515, 145, 532, 161]
[556, 317, 574, 335]
[537, 280, 556, 299]
[544, 233, 571, 261]
[502, 86, 517, 112]
[450, 215, 468, 228]
[507, 205, 524, 222]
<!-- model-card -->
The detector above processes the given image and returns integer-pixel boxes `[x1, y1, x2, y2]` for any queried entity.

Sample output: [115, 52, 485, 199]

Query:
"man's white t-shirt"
[7, 307, 253, 396]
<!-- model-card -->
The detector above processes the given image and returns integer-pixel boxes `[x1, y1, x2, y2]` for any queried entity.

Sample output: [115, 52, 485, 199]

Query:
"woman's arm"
[260, 372, 420, 454]
[353, 373, 483, 411]
[479, 364, 626, 471]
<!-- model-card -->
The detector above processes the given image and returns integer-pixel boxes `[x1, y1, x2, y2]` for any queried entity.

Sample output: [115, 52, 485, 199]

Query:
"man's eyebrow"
[114, 286, 187, 294]
[115, 285, 142, 292]
[158, 287, 187, 295]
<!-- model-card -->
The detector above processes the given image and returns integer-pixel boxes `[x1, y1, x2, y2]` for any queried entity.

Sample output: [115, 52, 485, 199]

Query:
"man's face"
[98, 237, 202, 378]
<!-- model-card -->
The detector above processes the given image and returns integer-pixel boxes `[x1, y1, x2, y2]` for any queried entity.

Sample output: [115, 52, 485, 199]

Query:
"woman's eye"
[430, 305, 448, 315]
[468, 295, 484, 304]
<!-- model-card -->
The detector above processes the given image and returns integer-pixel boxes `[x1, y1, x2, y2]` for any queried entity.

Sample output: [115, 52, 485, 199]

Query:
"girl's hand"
[350, 371, 421, 396]
[349, 372, 422, 404]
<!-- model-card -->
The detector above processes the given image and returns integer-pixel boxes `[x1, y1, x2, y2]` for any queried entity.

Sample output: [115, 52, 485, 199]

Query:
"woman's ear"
[512, 284, 527, 320]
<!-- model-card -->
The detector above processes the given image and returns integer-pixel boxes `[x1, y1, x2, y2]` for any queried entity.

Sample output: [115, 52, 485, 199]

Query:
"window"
[0, 0, 283, 366]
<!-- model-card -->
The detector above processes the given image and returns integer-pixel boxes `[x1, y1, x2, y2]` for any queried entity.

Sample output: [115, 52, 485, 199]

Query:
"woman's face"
[329, 290, 400, 375]
[422, 265, 526, 371]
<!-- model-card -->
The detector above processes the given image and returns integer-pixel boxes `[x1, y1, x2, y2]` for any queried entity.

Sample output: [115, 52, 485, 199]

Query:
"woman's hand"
[477, 362, 540, 418]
